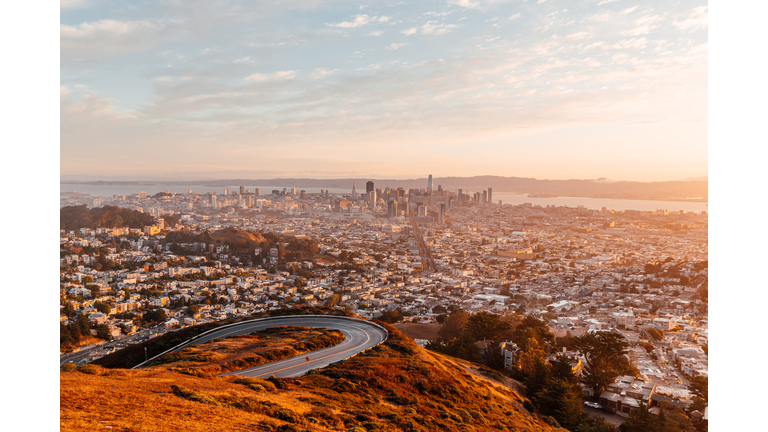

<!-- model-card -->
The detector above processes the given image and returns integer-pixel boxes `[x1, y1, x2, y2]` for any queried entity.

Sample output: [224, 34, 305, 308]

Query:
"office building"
[488, 187, 493, 204]
[139, 191, 146, 199]
[366, 181, 374, 193]
[439, 203, 446, 225]
[427, 175, 433, 195]
[240, 186, 245, 195]
[254, 188, 261, 196]
[483, 190, 488, 204]
[224, 187, 228, 196]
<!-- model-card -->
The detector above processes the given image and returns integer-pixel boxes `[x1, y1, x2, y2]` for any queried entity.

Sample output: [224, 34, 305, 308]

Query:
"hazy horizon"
[61, 0, 707, 182]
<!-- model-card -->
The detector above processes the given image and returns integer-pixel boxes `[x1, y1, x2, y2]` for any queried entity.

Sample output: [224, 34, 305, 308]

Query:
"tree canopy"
[574, 331, 636, 396]
[60, 205, 155, 230]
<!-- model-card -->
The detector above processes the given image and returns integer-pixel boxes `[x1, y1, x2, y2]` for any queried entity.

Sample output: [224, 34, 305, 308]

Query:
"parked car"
[584, 401, 601, 409]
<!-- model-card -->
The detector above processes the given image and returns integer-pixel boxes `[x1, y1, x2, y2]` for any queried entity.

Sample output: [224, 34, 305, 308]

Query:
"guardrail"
[132, 314, 389, 370]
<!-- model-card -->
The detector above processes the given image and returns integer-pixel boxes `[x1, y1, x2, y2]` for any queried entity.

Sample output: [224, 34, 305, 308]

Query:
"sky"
[60, 0, 708, 182]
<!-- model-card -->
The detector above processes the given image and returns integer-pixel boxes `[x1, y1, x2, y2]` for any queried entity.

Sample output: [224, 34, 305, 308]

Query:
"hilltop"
[62, 317, 565, 432]
[209, 227, 268, 245]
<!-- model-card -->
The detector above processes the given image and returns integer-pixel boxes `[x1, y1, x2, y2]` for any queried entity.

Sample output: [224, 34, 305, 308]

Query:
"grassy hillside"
[62, 319, 564, 432]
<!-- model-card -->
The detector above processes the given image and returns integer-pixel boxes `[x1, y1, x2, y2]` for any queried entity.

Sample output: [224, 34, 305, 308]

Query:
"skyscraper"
[427, 175, 433, 195]
[488, 187, 493, 205]
[224, 187, 228, 196]
[482, 190, 488, 204]
[439, 203, 446, 225]
[458, 189, 463, 206]
[240, 186, 245, 195]
[366, 181, 374, 193]
[254, 188, 261, 196]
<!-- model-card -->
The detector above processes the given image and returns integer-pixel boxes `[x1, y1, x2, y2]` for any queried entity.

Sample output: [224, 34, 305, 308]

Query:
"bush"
[77, 364, 104, 375]
[523, 399, 535, 413]
[234, 377, 277, 392]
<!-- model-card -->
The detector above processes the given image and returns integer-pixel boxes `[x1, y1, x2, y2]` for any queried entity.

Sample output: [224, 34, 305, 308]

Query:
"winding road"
[137, 315, 388, 378]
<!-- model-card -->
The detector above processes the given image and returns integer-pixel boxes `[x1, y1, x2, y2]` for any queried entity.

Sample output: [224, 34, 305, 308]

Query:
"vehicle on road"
[584, 402, 601, 409]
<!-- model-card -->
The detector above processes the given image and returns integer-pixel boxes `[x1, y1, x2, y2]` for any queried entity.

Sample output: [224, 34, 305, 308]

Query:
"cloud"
[386, 43, 408, 50]
[368, 31, 383, 36]
[509, 13, 521, 20]
[327, 14, 390, 28]
[60, 18, 178, 67]
[621, 6, 638, 14]
[597, 0, 618, 5]
[447, 0, 508, 10]
[673, 6, 707, 31]
[424, 11, 455, 17]
[585, 37, 647, 52]
[311, 68, 337, 79]
[420, 21, 458, 36]
[622, 14, 663, 36]
[244, 70, 297, 82]
[402, 27, 418, 35]
[61, 0, 89, 9]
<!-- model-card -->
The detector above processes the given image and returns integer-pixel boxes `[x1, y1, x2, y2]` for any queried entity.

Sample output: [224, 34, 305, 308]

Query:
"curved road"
[141, 315, 388, 378]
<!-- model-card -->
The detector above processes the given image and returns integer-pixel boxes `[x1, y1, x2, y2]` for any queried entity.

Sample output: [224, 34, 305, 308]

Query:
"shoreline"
[494, 193, 707, 204]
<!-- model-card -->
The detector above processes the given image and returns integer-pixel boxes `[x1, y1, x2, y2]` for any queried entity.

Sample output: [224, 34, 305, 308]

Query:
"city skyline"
[61, 0, 707, 182]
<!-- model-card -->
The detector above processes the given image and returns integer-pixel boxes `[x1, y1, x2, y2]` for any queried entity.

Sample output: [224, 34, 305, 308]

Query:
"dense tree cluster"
[424, 310, 660, 431]
[60, 205, 155, 231]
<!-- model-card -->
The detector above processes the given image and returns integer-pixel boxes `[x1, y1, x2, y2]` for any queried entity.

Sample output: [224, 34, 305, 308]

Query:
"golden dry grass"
[62, 324, 566, 432]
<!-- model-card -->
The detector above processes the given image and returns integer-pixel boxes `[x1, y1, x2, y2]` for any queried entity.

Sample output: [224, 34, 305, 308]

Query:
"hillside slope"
[62, 322, 564, 432]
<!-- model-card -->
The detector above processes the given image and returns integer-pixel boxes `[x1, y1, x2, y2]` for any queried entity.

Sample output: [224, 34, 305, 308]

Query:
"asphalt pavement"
[152, 315, 388, 378]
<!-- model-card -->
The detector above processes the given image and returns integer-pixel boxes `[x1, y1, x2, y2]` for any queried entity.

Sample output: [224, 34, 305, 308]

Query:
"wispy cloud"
[327, 14, 391, 28]
[597, 0, 619, 5]
[621, 6, 638, 14]
[673, 6, 707, 31]
[420, 21, 458, 36]
[311, 68, 337, 79]
[386, 42, 409, 50]
[402, 27, 418, 35]
[244, 70, 297, 82]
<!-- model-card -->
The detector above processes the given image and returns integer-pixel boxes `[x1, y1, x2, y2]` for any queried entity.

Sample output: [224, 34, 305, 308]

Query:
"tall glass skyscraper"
[427, 174, 433, 195]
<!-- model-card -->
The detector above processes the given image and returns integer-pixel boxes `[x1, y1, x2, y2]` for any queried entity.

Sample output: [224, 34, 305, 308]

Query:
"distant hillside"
[209, 227, 267, 245]
[62, 175, 708, 200]
[67, 310, 566, 432]
[60, 205, 156, 231]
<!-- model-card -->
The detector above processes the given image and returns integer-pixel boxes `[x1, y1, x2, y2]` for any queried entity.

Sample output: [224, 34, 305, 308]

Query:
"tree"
[444, 330, 480, 363]
[324, 294, 340, 308]
[512, 315, 556, 353]
[187, 304, 199, 315]
[647, 328, 664, 341]
[574, 331, 635, 396]
[94, 301, 111, 314]
[77, 314, 91, 337]
[688, 376, 708, 403]
[437, 309, 469, 340]
[533, 377, 584, 431]
[378, 308, 404, 324]
[466, 311, 511, 342]
[96, 324, 113, 341]
[579, 415, 619, 432]
[63, 302, 76, 318]
[432, 304, 447, 315]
